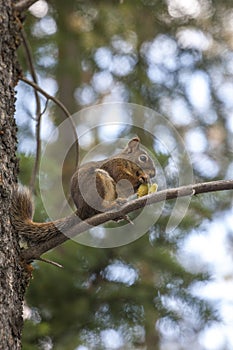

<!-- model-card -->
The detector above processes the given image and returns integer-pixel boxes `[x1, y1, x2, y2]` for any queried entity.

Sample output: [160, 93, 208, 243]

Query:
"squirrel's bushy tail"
[11, 186, 34, 225]
[11, 186, 59, 243]
[11, 186, 78, 244]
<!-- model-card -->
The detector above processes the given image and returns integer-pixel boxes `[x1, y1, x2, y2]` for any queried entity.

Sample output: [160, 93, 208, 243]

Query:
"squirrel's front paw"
[102, 197, 127, 212]
[115, 197, 127, 206]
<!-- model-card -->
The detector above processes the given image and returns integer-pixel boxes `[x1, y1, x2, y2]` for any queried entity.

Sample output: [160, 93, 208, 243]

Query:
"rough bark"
[0, 1, 29, 349]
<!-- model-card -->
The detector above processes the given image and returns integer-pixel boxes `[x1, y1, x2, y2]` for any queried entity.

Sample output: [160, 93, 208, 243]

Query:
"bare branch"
[14, 0, 38, 12]
[21, 179, 233, 262]
[20, 76, 79, 168]
[20, 77, 71, 118]
[21, 29, 42, 193]
[21, 30, 38, 86]
[37, 257, 64, 268]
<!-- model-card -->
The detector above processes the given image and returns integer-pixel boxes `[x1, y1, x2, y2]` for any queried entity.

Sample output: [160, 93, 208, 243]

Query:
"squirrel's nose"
[139, 169, 156, 183]
[139, 173, 150, 183]
[148, 168, 156, 178]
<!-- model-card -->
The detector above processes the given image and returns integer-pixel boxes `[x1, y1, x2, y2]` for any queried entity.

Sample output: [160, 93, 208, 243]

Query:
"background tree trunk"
[0, 1, 28, 348]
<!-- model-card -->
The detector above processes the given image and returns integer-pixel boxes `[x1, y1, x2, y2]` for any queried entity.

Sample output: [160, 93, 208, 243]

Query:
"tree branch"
[21, 29, 42, 193]
[21, 179, 233, 262]
[20, 76, 79, 169]
[14, 0, 38, 12]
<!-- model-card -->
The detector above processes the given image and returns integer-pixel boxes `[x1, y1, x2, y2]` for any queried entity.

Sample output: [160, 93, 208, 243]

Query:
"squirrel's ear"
[123, 137, 140, 153]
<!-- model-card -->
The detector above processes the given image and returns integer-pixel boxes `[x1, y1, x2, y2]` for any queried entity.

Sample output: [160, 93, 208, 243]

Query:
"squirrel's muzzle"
[148, 168, 156, 178]
[139, 167, 156, 183]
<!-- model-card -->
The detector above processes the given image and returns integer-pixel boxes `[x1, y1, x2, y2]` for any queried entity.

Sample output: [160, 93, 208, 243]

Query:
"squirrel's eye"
[139, 154, 148, 162]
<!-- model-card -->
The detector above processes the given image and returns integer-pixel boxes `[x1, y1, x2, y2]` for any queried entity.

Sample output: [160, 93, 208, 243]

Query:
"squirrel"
[11, 137, 155, 245]
[71, 137, 155, 220]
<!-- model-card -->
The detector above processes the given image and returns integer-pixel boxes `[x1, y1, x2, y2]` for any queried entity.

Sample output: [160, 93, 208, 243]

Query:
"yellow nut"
[137, 183, 158, 197]
[148, 183, 158, 194]
[137, 183, 149, 197]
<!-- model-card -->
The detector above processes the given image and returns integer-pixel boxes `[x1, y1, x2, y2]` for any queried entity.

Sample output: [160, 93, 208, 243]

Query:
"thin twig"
[37, 257, 63, 268]
[40, 99, 49, 117]
[21, 29, 42, 193]
[14, 0, 38, 12]
[21, 29, 38, 85]
[20, 76, 79, 168]
[20, 77, 71, 119]
[21, 179, 233, 262]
